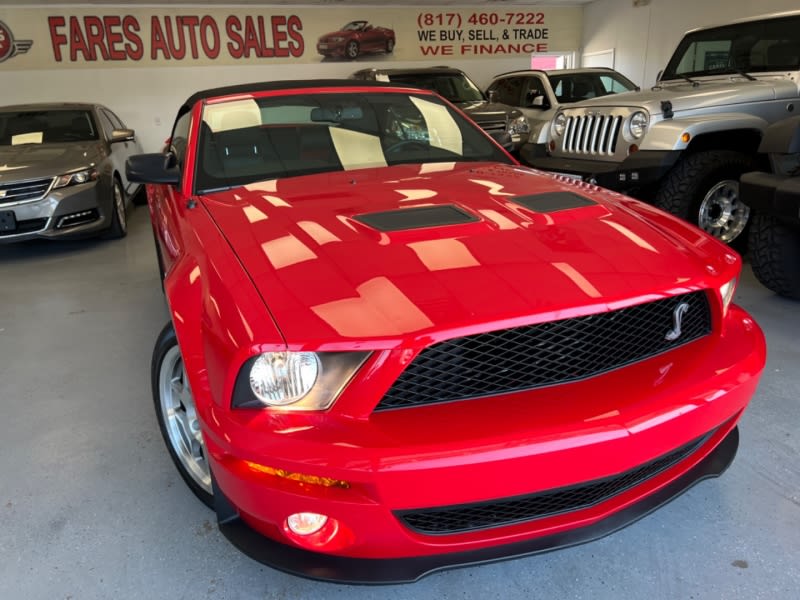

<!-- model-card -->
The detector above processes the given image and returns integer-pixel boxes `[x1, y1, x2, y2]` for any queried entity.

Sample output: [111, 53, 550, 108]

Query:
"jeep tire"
[654, 150, 755, 246]
[749, 212, 800, 300]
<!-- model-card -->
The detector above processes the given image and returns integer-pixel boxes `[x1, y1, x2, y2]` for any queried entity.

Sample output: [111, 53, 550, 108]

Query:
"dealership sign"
[0, 6, 581, 69]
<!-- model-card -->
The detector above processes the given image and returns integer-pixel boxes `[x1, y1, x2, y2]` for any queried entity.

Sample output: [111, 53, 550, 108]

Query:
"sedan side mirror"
[527, 93, 550, 110]
[111, 128, 136, 143]
[126, 153, 180, 185]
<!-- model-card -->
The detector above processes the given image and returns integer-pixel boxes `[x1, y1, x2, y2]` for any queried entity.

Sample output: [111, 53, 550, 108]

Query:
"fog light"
[628, 144, 639, 155]
[287, 512, 328, 536]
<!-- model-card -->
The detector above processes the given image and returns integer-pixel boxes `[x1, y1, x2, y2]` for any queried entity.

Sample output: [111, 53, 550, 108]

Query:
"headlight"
[629, 111, 648, 139]
[552, 113, 567, 137]
[719, 277, 737, 316]
[54, 167, 98, 189]
[233, 351, 370, 410]
[506, 115, 530, 136]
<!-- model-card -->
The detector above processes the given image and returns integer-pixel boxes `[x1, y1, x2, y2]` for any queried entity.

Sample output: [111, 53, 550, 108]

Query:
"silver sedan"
[0, 102, 142, 243]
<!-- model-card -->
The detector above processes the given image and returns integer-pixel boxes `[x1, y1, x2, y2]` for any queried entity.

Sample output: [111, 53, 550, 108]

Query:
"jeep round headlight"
[250, 352, 319, 406]
[629, 111, 648, 139]
[552, 113, 567, 137]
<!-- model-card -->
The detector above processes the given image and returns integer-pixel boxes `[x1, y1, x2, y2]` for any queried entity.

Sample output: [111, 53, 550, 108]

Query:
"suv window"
[387, 72, 484, 103]
[97, 110, 116, 139]
[599, 75, 631, 94]
[662, 15, 800, 79]
[490, 77, 525, 105]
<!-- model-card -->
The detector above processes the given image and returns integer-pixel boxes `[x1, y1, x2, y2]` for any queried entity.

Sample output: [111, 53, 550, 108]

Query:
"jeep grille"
[562, 114, 622, 156]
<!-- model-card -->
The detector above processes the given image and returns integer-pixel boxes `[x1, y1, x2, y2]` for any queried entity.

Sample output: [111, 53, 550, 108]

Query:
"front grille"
[477, 119, 507, 134]
[562, 114, 622, 156]
[376, 291, 711, 411]
[0, 177, 54, 204]
[397, 429, 714, 535]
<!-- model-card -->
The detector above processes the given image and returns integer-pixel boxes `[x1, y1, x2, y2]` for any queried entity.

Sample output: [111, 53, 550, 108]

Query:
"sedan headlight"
[629, 111, 648, 139]
[54, 167, 98, 189]
[506, 115, 530, 136]
[719, 277, 737, 317]
[233, 351, 370, 410]
[552, 113, 567, 137]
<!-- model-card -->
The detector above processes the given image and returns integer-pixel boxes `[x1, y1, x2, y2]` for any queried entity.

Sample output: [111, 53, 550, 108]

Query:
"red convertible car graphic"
[317, 20, 395, 60]
[126, 80, 765, 583]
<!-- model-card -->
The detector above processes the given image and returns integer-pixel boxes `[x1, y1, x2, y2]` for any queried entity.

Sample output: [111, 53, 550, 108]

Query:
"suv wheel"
[655, 151, 754, 245]
[749, 212, 800, 299]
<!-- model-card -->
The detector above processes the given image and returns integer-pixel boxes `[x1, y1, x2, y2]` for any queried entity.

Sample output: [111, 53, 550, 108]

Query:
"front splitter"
[214, 426, 739, 584]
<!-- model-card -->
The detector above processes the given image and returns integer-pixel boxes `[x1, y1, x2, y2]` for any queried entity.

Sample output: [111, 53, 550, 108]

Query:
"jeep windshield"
[194, 91, 511, 194]
[0, 109, 99, 146]
[661, 14, 800, 81]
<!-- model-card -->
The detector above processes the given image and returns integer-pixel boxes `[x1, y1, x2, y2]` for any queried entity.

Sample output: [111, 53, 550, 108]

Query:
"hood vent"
[353, 205, 478, 232]
[512, 191, 597, 213]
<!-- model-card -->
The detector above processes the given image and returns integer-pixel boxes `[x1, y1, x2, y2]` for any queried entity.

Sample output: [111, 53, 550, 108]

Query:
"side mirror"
[126, 153, 180, 185]
[528, 94, 550, 109]
[489, 130, 514, 152]
[110, 128, 135, 143]
[487, 89, 499, 104]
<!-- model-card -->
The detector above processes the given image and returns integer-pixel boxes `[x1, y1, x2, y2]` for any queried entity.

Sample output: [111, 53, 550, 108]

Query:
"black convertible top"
[181, 79, 410, 110]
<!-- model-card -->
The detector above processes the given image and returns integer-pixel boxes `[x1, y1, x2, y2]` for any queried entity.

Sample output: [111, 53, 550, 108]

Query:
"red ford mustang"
[126, 80, 765, 583]
[316, 20, 395, 60]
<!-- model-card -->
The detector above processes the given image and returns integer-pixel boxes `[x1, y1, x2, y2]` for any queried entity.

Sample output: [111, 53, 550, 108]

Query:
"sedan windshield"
[195, 91, 511, 193]
[0, 109, 99, 146]
[661, 15, 800, 80]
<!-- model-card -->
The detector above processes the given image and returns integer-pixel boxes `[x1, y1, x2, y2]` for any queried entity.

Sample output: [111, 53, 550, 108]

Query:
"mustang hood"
[201, 163, 734, 345]
[570, 77, 799, 114]
[0, 141, 103, 182]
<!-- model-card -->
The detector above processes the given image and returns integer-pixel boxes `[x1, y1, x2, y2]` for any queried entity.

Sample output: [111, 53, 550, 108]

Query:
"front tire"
[345, 40, 360, 60]
[654, 151, 754, 245]
[749, 212, 800, 299]
[152, 323, 214, 508]
[102, 177, 128, 239]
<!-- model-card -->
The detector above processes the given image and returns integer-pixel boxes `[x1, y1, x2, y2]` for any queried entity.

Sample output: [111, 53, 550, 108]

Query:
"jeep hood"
[569, 78, 799, 114]
[201, 163, 735, 345]
[0, 141, 103, 182]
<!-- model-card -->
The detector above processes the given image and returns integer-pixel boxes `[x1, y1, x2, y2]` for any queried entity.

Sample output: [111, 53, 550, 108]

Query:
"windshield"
[0, 109, 98, 146]
[195, 91, 511, 194]
[548, 72, 637, 103]
[342, 21, 367, 31]
[661, 15, 800, 80]
[386, 73, 485, 103]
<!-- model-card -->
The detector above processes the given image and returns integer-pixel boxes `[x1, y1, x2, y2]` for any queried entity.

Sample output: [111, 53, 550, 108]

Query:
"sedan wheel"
[386, 39, 395, 53]
[102, 178, 128, 239]
[152, 323, 214, 507]
[346, 40, 360, 59]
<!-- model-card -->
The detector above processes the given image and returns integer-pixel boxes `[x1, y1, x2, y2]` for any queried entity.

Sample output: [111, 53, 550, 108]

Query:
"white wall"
[0, 57, 531, 154]
[582, 0, 800, 88]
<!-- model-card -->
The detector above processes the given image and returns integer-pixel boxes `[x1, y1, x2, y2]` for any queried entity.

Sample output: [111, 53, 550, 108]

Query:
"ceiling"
[0, 1, 593, 5]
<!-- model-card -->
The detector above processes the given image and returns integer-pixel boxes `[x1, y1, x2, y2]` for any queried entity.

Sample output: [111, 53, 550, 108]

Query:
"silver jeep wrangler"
[524, 11, 800, 244]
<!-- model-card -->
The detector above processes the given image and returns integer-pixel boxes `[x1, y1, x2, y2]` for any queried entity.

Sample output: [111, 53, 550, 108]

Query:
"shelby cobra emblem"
[665, 302, 690, 341]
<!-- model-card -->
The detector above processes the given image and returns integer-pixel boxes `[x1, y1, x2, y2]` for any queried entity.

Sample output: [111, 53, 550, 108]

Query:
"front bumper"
[522, 147, 681, 191]
[216, 425, 739, 583]
[0, 178, 112, 243]
[740, 171, 800, 227]
[201, 305, 764, 582]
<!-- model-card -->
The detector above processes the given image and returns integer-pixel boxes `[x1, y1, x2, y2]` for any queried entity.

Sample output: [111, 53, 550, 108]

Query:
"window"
[0, 109, 98, 145]
[489, 77, 525, 106]
[97, 110, 116, 139]
[170, 110, 192, 167]
[599, 74, 636, 94]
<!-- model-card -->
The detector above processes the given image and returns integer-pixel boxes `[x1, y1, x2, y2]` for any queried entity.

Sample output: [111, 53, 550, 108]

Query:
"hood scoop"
[353, 204, 479, 232]
[511, 191, 597, 213]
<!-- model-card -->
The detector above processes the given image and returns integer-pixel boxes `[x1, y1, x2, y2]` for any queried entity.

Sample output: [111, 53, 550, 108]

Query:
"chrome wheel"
[346, 41, 359, 59]
[386, 39, 395, 53]
[158, 346, 212, 494]
[697, 179, 750, 243]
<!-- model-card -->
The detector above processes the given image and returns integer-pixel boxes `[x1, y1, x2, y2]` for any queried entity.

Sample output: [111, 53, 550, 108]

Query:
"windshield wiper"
[730, 67, 756, 81]
[675, 74, 699, 87]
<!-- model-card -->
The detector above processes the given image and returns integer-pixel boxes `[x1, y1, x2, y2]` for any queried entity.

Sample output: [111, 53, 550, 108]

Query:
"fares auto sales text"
[47, 15, 304, 61]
